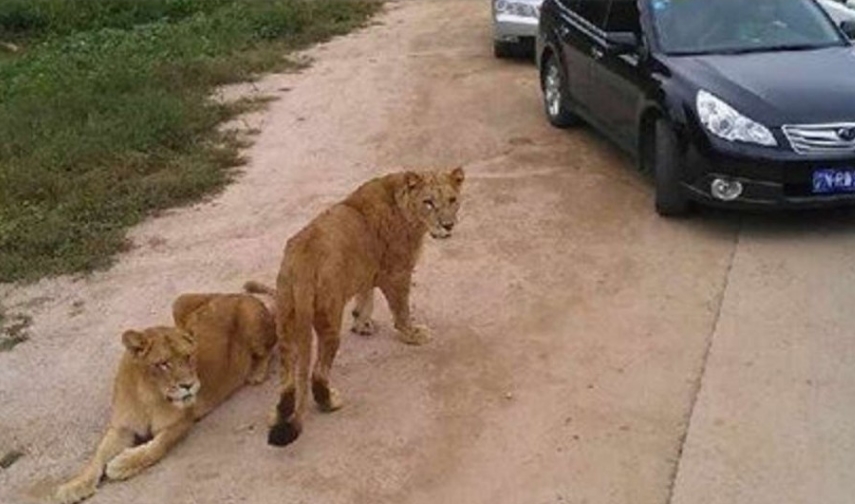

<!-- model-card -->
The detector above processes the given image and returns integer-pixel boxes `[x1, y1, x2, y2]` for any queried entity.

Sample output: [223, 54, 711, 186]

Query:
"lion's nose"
[178, 382, 195, 391]
[441, 222, 454, 232]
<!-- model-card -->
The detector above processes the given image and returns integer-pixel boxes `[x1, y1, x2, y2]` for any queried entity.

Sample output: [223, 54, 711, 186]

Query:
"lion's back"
[281, 197, 391, 290]
[174, 293, 275, 405]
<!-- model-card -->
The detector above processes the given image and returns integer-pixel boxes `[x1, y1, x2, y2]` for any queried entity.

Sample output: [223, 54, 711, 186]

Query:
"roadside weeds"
[0, 0, 383, 283]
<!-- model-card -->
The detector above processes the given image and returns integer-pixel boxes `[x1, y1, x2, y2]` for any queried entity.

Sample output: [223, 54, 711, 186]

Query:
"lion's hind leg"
[268, 285, 312, 447]
[312, 299, 345, 413]
[247, 351, 273, 386]
[241, 298, 277, 386]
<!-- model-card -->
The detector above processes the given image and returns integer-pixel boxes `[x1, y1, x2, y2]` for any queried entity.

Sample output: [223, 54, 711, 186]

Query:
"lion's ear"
[449, 166, 465, 189]
[122, 330, 151, 358]
[404, 171, 424, 191]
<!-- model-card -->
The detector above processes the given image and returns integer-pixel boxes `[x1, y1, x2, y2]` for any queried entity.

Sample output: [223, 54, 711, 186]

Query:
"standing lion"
[254, 168, 465, 447]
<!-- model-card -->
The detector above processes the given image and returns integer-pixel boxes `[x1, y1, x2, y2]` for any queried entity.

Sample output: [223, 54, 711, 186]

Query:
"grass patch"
[0, 449, 24, 469]
[0, 0, 382, 282]
[0, 0, 233, 41]
[0, 309, 31, 351]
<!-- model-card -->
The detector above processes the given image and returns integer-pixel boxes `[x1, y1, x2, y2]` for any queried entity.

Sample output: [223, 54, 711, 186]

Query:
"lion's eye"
[449, 197, 457, 204]
[423, 199, 435, 210]
[156, 362, 171, 372]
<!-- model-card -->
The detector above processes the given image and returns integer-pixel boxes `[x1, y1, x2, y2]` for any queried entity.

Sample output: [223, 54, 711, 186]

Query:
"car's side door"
[554, 0, 610, 116]
[587, 0, 646, 152]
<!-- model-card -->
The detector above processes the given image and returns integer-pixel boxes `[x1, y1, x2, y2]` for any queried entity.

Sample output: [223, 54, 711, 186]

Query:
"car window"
[575, 0, 610, 28]
[556, 0, 581, 10]
[649, 0, 845, 55]
[604, 0, 640, 33]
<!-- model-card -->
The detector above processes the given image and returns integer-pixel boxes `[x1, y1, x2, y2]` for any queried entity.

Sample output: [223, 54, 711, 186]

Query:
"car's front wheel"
[541, 54, 578, 128]
[494, 38, 534, 59]
[653, 119, 691, 217]
[494, 40, 517, 58]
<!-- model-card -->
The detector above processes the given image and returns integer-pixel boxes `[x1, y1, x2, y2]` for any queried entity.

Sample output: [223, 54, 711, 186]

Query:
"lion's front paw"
[350, 318, 377, 336]
[397, 324, 431, 346]
[267, 405, 280, 428]
[105, 449, 146, 481]
[323, 387, 344, 412]
[54, 478, 97, 504]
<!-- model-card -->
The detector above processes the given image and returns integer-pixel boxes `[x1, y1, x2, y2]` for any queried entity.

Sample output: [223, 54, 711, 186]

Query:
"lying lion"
[54, 291, 276, 504]
[255, 168, 465, 447]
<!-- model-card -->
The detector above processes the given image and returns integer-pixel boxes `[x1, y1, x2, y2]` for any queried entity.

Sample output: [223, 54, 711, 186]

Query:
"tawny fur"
[263, 168, 464, 447]
[54, 293, 276, 504]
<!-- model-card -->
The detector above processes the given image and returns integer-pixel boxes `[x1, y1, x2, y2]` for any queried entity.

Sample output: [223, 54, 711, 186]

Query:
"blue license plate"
[812, 168, 855, 194]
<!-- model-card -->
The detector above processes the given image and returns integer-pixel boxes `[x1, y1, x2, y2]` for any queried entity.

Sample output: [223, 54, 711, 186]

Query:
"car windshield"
[649, 0, 846, 55]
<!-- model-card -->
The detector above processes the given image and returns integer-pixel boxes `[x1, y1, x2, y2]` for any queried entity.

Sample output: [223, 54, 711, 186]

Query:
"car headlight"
[696, 90, 777, 147]
[495, 0, 539, 18]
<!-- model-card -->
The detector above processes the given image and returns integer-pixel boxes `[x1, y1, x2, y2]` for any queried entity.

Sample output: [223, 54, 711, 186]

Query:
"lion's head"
[122, 327, 200, 409]
[398, 167, 465, 239]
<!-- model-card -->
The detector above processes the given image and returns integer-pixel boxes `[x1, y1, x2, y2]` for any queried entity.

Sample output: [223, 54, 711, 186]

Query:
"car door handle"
[591, 47, 604, 60]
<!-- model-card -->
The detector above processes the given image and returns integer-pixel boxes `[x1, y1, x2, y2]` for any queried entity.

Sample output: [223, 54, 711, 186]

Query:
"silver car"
[492, 0, 542, 58]
[819, 0, 855, 23]
[492, 0, 853, 58]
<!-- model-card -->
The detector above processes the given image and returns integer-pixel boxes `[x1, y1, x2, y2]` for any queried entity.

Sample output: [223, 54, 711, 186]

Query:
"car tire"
[653, 119, 691, 217]
[541, 54, 578, 128]
[494, 40, 517, 58]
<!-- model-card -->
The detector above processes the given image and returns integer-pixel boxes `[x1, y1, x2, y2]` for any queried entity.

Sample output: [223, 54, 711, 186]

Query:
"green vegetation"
[0, 449, 24, 469]
[0, 308, 31, 351]
[0, 0, 232, 40]
[0, 0, 382, 282]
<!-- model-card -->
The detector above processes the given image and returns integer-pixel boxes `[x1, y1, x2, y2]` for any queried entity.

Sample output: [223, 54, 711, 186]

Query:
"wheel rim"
[544, 60, 562, 118]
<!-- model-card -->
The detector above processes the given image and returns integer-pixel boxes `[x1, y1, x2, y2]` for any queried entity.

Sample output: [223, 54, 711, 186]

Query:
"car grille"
[782, 123, 855, 155]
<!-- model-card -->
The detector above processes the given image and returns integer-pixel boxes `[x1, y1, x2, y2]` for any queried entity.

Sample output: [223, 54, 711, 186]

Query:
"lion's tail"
[243, 280, 278, 319]
[243, 280, 276, 297]
[267, 273, 314, 448]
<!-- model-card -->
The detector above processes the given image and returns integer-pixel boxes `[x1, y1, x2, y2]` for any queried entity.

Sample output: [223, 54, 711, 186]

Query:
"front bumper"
[493, 13, 539, 41]
[682, 143, 855, 209]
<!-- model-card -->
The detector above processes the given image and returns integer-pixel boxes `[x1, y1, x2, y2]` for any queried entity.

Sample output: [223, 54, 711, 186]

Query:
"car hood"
[665, 46, 855, 126]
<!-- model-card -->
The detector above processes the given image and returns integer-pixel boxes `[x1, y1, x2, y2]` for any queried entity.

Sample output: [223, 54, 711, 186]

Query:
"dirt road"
[3, 1, 855, 503]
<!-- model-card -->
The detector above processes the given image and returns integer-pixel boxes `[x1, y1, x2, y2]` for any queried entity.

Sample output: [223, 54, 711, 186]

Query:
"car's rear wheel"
[541, 54, 578, 128]
[653, 119, 691, 217]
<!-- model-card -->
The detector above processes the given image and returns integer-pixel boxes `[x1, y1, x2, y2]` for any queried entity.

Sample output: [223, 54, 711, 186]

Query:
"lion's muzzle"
[430, 222, 455, 239]
[168, 381, 200, 407]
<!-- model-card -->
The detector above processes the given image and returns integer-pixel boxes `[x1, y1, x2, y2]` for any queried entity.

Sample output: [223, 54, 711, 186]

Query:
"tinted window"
[604, 0, 640, 33]
[575, 0, 610, 27]
[649, 0, 845, 55]
[556, 0, 581, 9]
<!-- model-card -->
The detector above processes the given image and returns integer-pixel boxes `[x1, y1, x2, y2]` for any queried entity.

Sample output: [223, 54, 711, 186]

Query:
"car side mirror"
[841, 20, 855, 39]
[605, 31, 639, 54]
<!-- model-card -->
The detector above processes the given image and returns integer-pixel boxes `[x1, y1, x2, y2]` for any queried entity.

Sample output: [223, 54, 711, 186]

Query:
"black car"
[536, 0, 855, 215]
